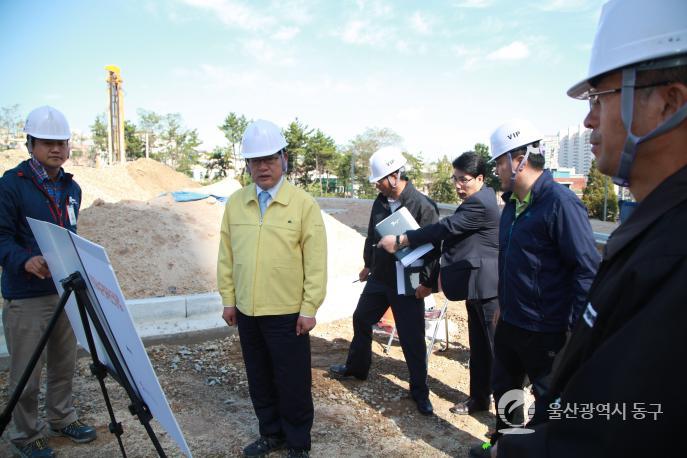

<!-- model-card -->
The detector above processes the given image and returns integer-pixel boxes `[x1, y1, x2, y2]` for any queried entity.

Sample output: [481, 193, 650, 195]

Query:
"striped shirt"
[29, 157, 66, 205]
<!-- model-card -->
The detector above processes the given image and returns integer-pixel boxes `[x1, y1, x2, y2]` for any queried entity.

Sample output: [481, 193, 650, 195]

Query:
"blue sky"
[0, 0, 604, 161]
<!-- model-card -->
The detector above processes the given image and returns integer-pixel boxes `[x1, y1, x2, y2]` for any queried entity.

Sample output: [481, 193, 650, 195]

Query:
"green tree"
[90, 114, 108, 154]
[429, 156, 458, 204]
[283, 118, 311, 182]
[0, 104, 22, 143]
[156, 113, 201, 175]
[402, 151, 424, 189]
[474, 142, 501, 190]
[218, 112, 249, 172]
[301, 129, 337, 187]
[582, 159, 618, 221]
[205, 145, 233, 179]
[345, 127, 403, 198]
[124, 120, 145, 159]
[137, 109, 163, 157]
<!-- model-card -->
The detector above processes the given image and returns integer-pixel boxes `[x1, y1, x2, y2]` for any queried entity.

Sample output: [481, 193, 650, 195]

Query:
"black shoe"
[415, 397, 434, 416]
[328, 364, 366, 381]
[287, 449, 309, 458]
[13, 438, 55, 458]
[49, 419, 97, 443]
[449, 397, 490, 415]
[469, 441, 493, 458]
[243, 436, 286, 457]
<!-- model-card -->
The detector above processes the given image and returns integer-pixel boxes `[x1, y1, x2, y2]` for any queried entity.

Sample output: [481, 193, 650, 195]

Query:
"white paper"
[26, 218, 192, 457]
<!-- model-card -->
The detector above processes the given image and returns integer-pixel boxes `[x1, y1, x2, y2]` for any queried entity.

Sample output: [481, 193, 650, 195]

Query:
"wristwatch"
[396, 234, 401, 248]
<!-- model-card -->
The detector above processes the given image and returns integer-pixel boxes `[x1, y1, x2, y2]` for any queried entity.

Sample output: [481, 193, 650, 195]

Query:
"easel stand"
[0, 272, 166, 457]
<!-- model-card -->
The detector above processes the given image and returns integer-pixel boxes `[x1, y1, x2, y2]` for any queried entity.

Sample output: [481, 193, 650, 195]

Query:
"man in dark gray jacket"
[379, 152, 500, 415]
[329, 146, 439, 416]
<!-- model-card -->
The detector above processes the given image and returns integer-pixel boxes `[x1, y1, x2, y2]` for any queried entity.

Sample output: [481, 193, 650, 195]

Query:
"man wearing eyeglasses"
[329, 146, 440, 416]
[491, 1, 687, 457]
[469, 119, 599, 457]
[218, 119, 327, 458]
[377, 151, 500, 417]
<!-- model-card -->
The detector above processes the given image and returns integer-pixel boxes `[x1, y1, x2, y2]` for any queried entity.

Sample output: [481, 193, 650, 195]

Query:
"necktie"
[258, 191, 270, 216]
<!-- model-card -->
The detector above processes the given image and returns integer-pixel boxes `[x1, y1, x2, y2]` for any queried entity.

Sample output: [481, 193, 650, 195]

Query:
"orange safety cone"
[376, 307, 395, 333]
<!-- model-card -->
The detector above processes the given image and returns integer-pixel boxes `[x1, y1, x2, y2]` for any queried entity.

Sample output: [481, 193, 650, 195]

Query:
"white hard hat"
[368, 146, 407, 183]
[241, 119, 287, 159]
[568, 0, 687, 98]
[23, 106, 70, 140]
[489, 120, 542, 161]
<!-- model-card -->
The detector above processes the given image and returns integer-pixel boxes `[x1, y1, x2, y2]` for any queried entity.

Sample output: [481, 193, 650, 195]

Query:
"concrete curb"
[0, 276, 364, 360]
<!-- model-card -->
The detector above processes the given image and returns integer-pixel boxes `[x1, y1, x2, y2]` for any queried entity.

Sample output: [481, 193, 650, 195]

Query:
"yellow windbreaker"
[217, 180, 327, 317]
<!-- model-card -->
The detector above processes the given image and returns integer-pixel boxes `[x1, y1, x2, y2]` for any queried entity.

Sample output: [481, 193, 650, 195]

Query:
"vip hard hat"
[568, 0, 687, 187]
[489, 120, 542, 162]
[568, 0, 687, 99]
[23, 106, 71, 140]
[241, 119, 287, 159]
[368, 146, 407, 183]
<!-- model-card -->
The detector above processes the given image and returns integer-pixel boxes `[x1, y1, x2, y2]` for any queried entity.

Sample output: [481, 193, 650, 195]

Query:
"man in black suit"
[379, 152, 500, 415]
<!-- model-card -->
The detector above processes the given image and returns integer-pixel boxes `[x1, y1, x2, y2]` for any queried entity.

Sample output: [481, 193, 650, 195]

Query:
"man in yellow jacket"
[218, 119, 327, 458]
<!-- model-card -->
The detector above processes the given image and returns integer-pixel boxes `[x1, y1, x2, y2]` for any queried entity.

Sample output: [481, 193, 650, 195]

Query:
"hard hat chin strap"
[614, 66, 687, 187]
[509, 149, 531, 185]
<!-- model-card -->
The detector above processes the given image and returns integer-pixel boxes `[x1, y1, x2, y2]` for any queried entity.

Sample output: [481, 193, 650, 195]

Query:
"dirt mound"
[78, 193, 365, 299]
[125, 158, 199, 196]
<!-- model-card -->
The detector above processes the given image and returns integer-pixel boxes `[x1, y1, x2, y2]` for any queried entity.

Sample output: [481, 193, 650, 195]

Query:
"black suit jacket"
[406, 186, 500, 301]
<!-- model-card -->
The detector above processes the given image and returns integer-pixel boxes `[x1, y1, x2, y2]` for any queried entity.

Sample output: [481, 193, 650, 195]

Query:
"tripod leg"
[72, 284, 128, 458]
[72, 279, 167, 457]
[0, 289, 71, 435]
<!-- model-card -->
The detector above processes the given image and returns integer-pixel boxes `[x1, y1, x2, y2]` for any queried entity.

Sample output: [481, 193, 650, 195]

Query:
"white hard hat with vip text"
[368, 146, 407, 183]
[489, 120, 543, 161]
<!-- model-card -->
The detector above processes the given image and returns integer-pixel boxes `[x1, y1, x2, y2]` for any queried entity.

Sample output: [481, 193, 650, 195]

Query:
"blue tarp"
[171, 191, 228, 204]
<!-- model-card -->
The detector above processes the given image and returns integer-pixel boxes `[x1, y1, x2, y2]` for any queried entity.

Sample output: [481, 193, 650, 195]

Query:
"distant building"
[550, 166, 587, 196]
[557, 124, 593, 176]
[541, 134, 560, 170]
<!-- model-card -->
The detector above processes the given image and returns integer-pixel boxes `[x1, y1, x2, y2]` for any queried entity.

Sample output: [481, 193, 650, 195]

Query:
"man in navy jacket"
[0, 106, 96, 458]
[470, 120, 599, 457]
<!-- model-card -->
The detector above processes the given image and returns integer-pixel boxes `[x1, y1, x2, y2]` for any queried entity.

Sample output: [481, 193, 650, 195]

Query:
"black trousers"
[345, 280, 429, 401]
[237, 311, 313, 451]
[491, 319, 566, 444]
[466, 297, 499, 404]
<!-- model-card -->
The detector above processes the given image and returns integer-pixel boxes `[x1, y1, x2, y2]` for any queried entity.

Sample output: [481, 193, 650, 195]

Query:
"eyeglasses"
[450, 175, 475, 184]
[246, 153, 281, 166]
[587, 81, 672, 110]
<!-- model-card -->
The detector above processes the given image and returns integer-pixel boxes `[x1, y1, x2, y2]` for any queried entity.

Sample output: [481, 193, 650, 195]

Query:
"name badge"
[67, 197, 78, 226]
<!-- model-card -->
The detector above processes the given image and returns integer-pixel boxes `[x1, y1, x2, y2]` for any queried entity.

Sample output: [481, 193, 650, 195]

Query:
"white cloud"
[242, 39, 296, 66]
[410, 11, 431, 35]
[453, 0, 493, 8]
[486, 41, 530, 60]
[181, 0, 274, 30]
[339, 19, 392, 46]
[535, 0, 594, 12]
[272, 26, 300, 41]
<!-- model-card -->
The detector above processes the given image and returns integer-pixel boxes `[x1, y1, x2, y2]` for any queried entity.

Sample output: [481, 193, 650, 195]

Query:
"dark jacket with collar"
[499, 171, 599, 333]
[363, 180, 440, 289]
[0, 160, 81, 299]
[497, 165, 687, 458]
[405, 185, 499, 301]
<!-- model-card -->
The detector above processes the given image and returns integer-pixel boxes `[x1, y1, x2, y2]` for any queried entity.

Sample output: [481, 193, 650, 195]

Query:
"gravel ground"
[0, 300, 492, 457]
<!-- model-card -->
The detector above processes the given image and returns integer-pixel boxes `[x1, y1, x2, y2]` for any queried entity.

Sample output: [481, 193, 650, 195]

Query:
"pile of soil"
[78, 194, 365, 299]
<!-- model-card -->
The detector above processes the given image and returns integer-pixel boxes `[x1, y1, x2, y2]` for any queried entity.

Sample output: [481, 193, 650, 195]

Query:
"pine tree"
[582, 160, 618, 221]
